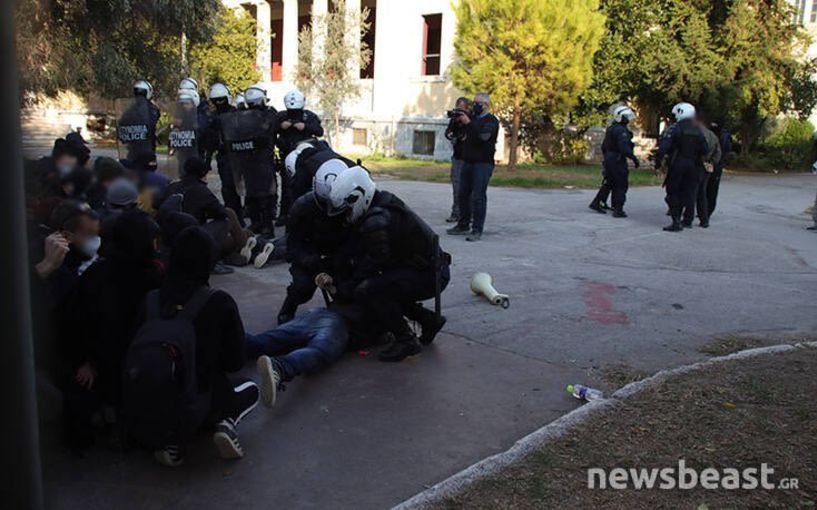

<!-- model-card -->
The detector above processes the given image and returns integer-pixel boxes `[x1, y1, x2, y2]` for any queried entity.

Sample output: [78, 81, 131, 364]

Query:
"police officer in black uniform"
[204, 83, 242, 216]
[589, 105, 639, 217]
[275, 90, 324, 225]
[654, 102, 709, 232]
[323, 168, 451, 362]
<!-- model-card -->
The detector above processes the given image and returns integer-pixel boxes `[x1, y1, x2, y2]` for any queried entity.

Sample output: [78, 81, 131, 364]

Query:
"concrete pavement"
[41, 171, 817, 509]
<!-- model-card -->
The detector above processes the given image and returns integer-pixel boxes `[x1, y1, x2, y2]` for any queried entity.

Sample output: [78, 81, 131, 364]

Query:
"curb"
[393, 341, 817, 509]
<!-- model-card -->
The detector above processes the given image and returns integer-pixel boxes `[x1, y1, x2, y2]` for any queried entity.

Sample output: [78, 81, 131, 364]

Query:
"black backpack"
[122, 287, 214, 449]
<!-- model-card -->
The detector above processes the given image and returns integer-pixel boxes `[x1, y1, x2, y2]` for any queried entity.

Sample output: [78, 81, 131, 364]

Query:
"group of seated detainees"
[27, 133, 451, 467]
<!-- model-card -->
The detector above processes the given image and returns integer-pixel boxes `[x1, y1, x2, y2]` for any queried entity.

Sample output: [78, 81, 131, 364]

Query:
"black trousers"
[607, 166, 629, 210]
[353, 265, 450, 337]
[278, 163, 293, 220]
[286, 263, 319, 306]
[707, 166, 723, 215]
[665, 163, 698, 222]
[217, 155, 242, 215]
[694, 171, 711, 224]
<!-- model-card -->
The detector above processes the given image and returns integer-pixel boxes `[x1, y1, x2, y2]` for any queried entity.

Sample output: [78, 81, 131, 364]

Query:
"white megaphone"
[470, 272, 510, 309]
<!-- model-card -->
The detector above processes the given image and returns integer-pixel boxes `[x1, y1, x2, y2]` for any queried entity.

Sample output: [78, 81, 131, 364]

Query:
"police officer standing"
[275, 90, 324, 225]
[204, 83, 242, 216]
[589, 105, 639, 217]
[654, 103, 709, 232]
[179, 78, 211, 162]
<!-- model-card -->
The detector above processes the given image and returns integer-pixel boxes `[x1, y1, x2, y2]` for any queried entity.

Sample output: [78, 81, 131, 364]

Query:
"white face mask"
[80, 235, 101, 258]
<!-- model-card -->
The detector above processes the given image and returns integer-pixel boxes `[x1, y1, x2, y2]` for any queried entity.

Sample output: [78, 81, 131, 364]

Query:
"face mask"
[472, 103, 484, 117]
[58, 164, 74, 178]
[79, 235, 101, 259]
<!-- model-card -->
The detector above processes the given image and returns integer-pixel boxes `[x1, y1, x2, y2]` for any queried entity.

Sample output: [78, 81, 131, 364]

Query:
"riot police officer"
[278, 161, 352, 324]
[654, 103, 709, 232]
[219, 84, 278, 236]
[324, 168, 451, 362]
[116, 80, 161, 170]
[275, 90, 324, 225]
[589, 106, 639, 217]
[179, 77, 211, 161]
[204, 83, 242, 216]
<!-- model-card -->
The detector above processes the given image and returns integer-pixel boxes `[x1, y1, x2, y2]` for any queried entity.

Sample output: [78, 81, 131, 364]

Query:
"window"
[422, 14, 442, 76]
[353, 128, 368, 146]
[271, 18, 283, 81]
[413, 130, 436, 156]
[360, 1, 377, 79]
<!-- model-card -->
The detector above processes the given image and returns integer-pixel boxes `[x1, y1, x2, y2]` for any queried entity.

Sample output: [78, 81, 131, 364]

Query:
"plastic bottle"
[567, 384, 603, 401]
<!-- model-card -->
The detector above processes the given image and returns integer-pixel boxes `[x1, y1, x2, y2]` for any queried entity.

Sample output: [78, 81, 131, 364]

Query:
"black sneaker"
[154, 445, 184, 467]
[663, 222, 683, 232]
[681, 221, 693, 228]
[465, 231, 482, 242]
[240, 236, 258, 261]
[612, 209, 628, 218]
[699, 221, 709, 228]
[213, 419, 243, 459]
[446, 225, 470, 235]
[378, 333, 423, 362]
[257, 356, 281, 408]
[589, 202, 606, 214]
[418, 314, 447, 346]
[231, 380, 260, 424]
[445, 215, 459, 223]
[808, 225, 817, 231]
[253, 242, 276, 269]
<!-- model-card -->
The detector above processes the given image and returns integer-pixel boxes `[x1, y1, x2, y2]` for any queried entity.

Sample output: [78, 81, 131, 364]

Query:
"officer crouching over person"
[446, 93, 499, 242]
[589, 105, 639, 217]
[319, 168, 451, 362]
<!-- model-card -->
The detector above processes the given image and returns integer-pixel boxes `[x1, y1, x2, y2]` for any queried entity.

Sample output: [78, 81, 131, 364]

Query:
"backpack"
[122, 287, 214, 449]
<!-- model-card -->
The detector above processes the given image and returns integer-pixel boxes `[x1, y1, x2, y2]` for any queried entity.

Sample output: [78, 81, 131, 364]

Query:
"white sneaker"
[253, 242, 276, 269]
[154, 445, 184, 467]
[257, 356, 280, 408]
[240, 236, 258, 261]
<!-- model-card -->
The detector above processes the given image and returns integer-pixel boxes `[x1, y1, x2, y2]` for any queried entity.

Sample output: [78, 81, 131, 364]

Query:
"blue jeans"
[457, 161, 494, 233]
[245, 309, 349, 381]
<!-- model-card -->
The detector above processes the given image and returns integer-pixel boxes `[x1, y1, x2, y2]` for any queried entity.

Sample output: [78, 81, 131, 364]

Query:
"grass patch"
[437, 346, 817, 509]
[356, 156, 663, 190]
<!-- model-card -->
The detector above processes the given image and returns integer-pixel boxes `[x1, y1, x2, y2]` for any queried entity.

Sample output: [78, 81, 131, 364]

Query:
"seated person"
[155, 157, 252, 269]
[325, 168, 451, 362]
[128, 226, 274, 467]
[98, 177, 140, 257]
[247, 302, 387, 407]
[277, 162, 351, 324]
[86, 157, 126, 213]
[65, 131, 91, 168]
[59, 210, 164, 450]
[122, 152, 170, 216]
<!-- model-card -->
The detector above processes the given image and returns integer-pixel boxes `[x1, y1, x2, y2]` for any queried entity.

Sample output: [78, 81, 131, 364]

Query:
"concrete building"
[791, 0, 817, 127]
[223, 0, 507, 161]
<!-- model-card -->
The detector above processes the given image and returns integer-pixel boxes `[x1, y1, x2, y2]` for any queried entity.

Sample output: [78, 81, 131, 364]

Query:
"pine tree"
[451, 0, 605, 170]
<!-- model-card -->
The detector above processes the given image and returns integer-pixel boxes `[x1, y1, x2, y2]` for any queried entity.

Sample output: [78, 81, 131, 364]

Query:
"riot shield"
[221, 109, 276, 198]
[115, 97, 155, 164]
[166, 100, 200, 179]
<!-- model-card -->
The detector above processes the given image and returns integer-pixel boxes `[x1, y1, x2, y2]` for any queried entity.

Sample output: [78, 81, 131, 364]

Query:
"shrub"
[759, 117, 815, 170]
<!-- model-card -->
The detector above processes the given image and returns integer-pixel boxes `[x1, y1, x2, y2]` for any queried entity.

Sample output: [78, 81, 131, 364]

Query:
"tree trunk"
[508, 107, 521, 171]
[180, 30, 188, 76]
[334, 111, 340, 146]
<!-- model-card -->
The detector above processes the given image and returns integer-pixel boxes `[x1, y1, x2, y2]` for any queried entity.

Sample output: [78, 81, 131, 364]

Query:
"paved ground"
[40, 164, 817, 509]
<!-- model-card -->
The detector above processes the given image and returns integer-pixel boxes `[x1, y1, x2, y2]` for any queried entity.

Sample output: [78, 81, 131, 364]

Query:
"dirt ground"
[436, 346, 817, 509]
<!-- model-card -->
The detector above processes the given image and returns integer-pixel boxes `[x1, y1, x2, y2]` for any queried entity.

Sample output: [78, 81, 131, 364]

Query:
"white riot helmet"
[235, 92, 247, 109]
[209, 83, 231, 102]
[133, 80, 153, 100]
[672, 102, 696, 122]
[177, 88, 200, 107]
[327, 165, 375, 223]
[179, 77, 199, 91]
[314, 159, 349, 213]
[613, 105, 635, 124]
[284, 89, 306, 110]
[244, 84, 267, 107]
[285, 141, 316, 177]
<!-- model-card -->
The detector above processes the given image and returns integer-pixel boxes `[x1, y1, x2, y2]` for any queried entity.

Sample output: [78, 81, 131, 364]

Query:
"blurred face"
[63, 215, 100, 258]
[55, 154, 78, 177]
[472, 96, 490, 115]
[456, 99, 469, 110]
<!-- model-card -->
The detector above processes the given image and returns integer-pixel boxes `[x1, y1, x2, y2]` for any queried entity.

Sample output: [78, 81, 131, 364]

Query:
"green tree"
[189, 9, 260, 98]
[15, 0, 222, 101]
[451, 0, 605, 170]
[296, 0, 372, 144]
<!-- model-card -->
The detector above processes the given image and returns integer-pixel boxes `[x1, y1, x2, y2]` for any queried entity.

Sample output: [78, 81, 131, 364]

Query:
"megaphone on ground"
[470, 272, 510, 309]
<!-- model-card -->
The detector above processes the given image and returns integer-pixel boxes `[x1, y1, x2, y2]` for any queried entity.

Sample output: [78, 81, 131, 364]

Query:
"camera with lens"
[446, 108, 467, 119]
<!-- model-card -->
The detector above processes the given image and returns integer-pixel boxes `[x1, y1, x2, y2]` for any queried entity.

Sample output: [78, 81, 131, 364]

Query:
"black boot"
[277, 296, 298, 325]
[663, 219, 683, 232]
[378, 332, 423, 362]
[612, 208, 628, 218]
[406, 303, 447, 346]
[589, 201, 607, 214]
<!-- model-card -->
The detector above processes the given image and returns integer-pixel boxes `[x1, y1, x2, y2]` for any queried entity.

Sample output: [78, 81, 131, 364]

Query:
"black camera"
[446, 108, 467, 119]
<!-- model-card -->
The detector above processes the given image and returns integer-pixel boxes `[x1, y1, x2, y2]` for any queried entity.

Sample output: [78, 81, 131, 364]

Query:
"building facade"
[223, 0, 507, 161]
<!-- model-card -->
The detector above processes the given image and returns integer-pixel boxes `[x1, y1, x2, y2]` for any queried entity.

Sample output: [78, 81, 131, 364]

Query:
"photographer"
[444, 97, 470, 223]
[446, 93, 499, 242]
